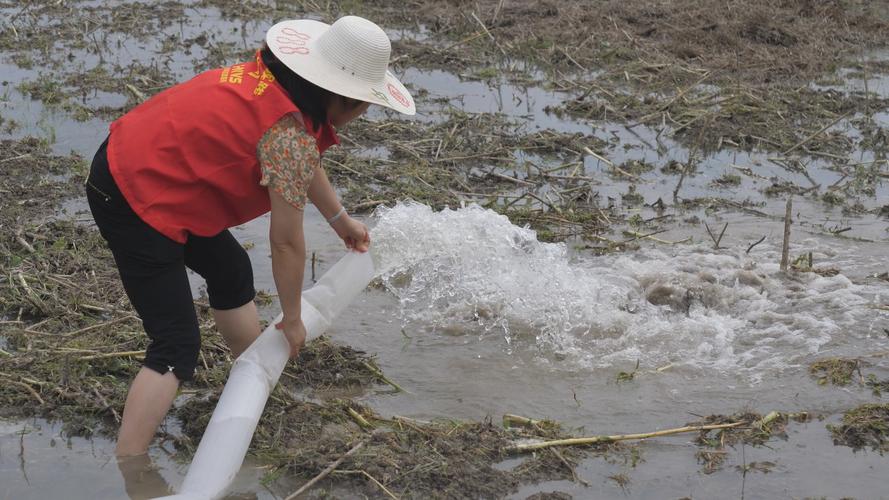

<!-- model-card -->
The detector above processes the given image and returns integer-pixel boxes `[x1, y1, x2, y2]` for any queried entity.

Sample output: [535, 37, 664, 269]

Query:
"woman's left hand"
[331, 214, 370, 252]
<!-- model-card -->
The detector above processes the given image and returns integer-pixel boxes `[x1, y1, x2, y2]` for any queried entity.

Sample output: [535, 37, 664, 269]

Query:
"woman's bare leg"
[212, 300, 262, 358]
[116, 367, 179, 456]
[114, 302, 259, 456]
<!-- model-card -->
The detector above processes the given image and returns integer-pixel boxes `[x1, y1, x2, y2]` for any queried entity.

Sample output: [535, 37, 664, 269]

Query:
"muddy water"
[355, 206, 889, 499]
[0, 419, 298, 500]
[3, 3, 889, 500]
[10, 202, 886, 499]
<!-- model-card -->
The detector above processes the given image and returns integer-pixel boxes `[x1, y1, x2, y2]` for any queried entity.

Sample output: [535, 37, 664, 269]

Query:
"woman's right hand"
[331, 214, 370, 252]
[276, 318, 306, 358]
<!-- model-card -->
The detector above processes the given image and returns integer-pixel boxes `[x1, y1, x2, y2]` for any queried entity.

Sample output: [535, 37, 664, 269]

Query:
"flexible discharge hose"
[155, 250, 376, 500]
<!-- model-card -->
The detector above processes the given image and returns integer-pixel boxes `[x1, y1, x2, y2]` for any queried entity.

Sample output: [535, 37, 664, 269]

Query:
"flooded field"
[2, 1, 889, 499]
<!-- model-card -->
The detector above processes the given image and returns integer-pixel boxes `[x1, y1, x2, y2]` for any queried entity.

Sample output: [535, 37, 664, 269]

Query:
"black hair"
[260, 45, 333, 127]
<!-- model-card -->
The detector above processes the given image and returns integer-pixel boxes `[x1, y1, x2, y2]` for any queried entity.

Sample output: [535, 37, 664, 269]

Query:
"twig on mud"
[362, 361, 406, 393]
[0, 373, 48, 394]
[125, 83, 147, 103]
[78, 303, 112, 313]
[285, 440, 367, 500]
[392, 415, 432, 428]
[627, 110, 660, 129]
[543, 192, 563, 214]
[16, 272, 48, 314]
[351, 199, 387, 212]
[441, 31, 486, 53]
[746, 235, 766, 254]
[621, 229, 669, 244]
[347, 407, 373, 430]
[622, 124, 657, 149]
[508, 421, 748, 453]
[659, 71, 711, 111]
[22, 318, 52, 335]
[49, 315, 139, 337]
[469, 12, 506, 56]
[623, 231, 690, 245]
[325, 158, 367, 178]
[503, 414, 546, 429]
[34, 347, 97, 355]
[527, 192, 560, 213]
[438, 152, 507, 162]
[655, 363, 674, 373]
[77, 350, 145, 361]
[550, 447, 590, 486]
[487, 171, 536, 186]
[751, 411, 785, 430]
[582, 146, 613, 168]
[703, 221, 728, 249]
[539, 161, 580, 175]
[6, 379, 44, 405]
[612, 166, 643, 182]
[310, 252, 316, 282]
[671, 107, 718, 136]
[780, 197, 793, 272]
[799, 167, 820, 191]
[453, 191, 524, 200]
[492, 0, 505, 25]
[672, 163, 689, 202]
[537, 174, 593, 184]
[782, 112, 849, 156]
[92, 385, 120, 423]
[333, 470, 399, 500]
[15, 228, 35, 253]
[583, 147, 643, 182]
[559, 48, 588, 72]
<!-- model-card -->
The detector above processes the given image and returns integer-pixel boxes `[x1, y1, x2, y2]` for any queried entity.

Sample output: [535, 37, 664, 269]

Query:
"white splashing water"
[370, 202, 886, 378]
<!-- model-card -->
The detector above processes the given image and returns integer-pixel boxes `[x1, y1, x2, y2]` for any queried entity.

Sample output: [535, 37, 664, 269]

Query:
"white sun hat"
[266, 16, 415, 115]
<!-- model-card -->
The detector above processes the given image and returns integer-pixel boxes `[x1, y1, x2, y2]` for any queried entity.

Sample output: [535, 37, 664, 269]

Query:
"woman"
[86, 16, 415, 456]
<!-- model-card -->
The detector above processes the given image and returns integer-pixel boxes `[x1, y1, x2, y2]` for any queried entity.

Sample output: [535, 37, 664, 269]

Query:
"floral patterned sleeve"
[258, 113, 318, 210]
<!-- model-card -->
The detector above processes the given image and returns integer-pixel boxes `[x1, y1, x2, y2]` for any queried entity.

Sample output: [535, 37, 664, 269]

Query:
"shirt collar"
[255, 50, 340, 154]
[299, 113, 340, 154]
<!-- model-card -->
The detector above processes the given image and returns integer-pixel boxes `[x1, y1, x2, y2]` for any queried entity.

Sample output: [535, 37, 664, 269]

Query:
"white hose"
[155, 250, 376, 500]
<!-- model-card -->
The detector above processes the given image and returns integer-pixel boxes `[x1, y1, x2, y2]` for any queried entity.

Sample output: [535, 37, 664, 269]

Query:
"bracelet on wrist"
[327, 206, 347, 225]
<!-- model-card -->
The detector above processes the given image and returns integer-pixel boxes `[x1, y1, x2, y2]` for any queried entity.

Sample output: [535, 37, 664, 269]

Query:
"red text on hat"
[275, 28, 311, 55]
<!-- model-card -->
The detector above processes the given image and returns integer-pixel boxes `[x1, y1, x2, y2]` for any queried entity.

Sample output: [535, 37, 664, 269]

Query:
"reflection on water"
[0, 419, 283, 499]
[117, 454, 173, 500]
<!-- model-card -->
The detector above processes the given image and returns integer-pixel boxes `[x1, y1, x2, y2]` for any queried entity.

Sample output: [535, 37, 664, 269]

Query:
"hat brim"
[266, 20, 416, 116]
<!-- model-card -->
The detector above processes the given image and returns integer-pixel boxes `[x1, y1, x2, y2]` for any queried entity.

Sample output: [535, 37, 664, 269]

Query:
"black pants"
[86, 137, 255, 381]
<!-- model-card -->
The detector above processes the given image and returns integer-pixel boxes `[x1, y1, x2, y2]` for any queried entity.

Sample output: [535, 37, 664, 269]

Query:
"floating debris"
[691, 411, 807, 473]
[809, 358, 863, 386]
[829, 403, 889, 452]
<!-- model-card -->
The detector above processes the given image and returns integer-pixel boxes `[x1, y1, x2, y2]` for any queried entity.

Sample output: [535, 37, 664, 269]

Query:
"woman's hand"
[331, 214, 370, 252]
[276, 318, 306, 358]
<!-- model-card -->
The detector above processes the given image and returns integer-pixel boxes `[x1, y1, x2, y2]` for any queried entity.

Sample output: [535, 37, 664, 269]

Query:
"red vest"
[107, 52, 339, 243]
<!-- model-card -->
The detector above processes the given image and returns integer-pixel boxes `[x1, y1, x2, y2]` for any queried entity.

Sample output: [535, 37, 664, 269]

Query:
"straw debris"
[809, 358, 863, 386]
[828, 403, 889, 452]
[866, 375, 889, 397]
[689, 410, 805, 472]
[174, 390, 596, 498]
[5, 0, 887, 239]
